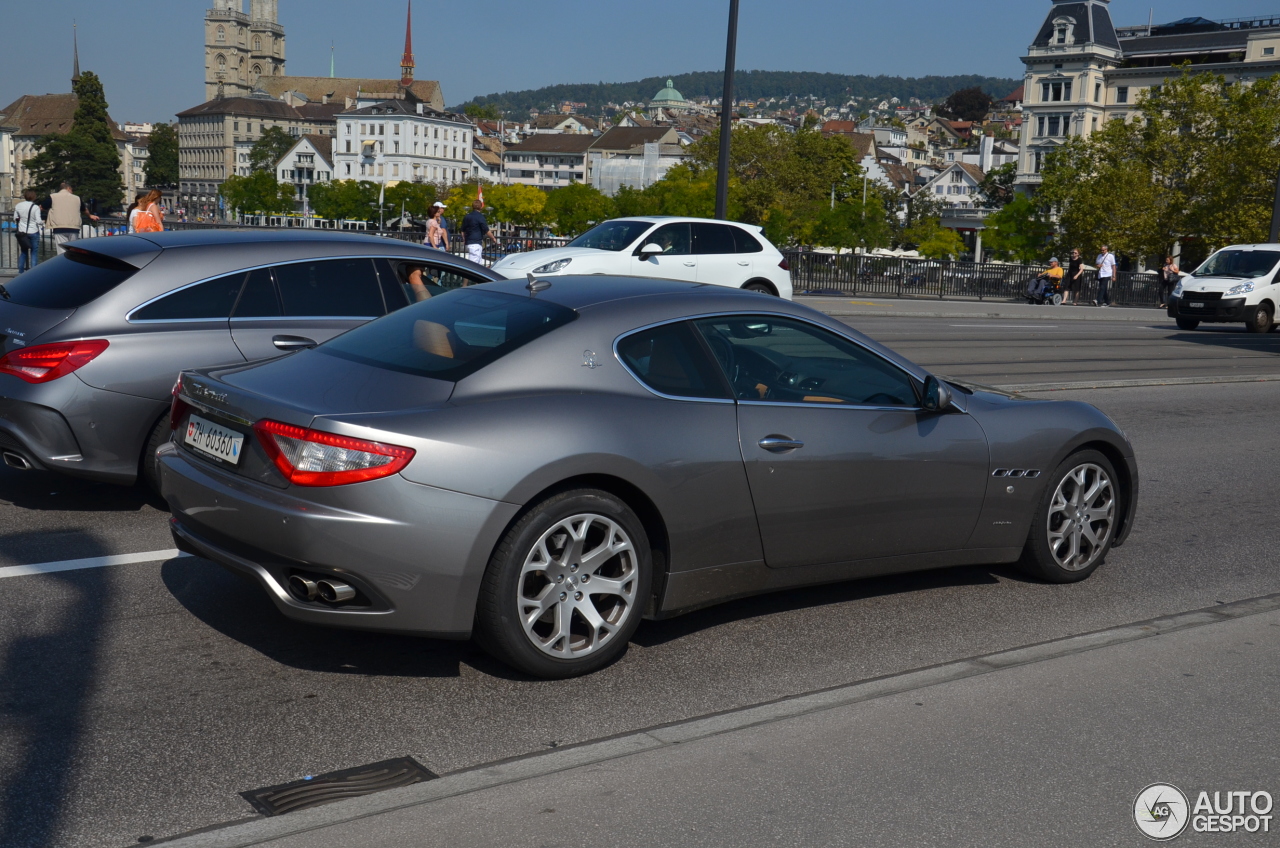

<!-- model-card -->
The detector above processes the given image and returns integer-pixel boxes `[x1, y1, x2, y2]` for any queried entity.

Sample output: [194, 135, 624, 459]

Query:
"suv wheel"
[743, 281, 775, 296]
[476, 489, 651, 678]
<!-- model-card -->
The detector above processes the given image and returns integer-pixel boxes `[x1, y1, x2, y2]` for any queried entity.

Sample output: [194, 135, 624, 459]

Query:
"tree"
[145, 123, 179, 187]
[220, 171, 295, 215]
[978, 162, 1016, 208]
[385, 181, 438, 219]
[544, 183, 615, 237]
[463, 103, 501, 121]
[24, 71, 124, 210]
[937, 86, 993, 122]
[1039, 69, 1280, 261]
[307, 179, 380, 220]
[248, 126, 297, 172]
[983, 195, 1054, 263]
[904, 219, 966, 259]
[484, 183, 548, 229]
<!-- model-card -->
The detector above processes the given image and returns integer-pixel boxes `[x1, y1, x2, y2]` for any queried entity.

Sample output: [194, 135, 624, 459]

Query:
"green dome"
[651, 79, 687, 105]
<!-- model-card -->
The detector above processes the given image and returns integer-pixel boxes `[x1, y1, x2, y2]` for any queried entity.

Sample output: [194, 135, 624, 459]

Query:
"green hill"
[451, 71, 1022, 116]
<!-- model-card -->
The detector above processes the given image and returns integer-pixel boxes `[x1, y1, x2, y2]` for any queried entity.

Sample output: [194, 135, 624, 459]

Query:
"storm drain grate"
[241, 757, 438, 816]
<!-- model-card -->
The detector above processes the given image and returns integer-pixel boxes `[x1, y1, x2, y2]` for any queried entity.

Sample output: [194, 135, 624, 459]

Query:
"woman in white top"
[125, 190, 147, 233]
[13, 189, 43, 273]
[424, 202, 449, 251]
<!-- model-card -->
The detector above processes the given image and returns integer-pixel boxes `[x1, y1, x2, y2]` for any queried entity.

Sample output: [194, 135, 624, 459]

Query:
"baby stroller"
[1025, 273, 1064, 306]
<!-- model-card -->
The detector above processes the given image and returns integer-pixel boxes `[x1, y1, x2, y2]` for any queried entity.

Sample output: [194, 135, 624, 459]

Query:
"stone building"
[205, 0, 287, 101]
[1016, 1, 1280, 193]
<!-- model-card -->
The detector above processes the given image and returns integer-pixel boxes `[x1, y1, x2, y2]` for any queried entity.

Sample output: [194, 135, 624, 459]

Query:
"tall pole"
[715, 0, 740, 220]
[1270, 167, 1280, 243]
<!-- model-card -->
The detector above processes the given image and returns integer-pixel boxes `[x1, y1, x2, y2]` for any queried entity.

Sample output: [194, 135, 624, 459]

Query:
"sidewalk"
[160, 594, 1280, 848]
[795, 294, 1170, 323]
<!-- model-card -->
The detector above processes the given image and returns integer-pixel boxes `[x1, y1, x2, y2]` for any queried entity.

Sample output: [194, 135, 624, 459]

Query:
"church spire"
[72, 21, 80, 85]
[400, 0, 415, 87]
[330, 42, 335, 78]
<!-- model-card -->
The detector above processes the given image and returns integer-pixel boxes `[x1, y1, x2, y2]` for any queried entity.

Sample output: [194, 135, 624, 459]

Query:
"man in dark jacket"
[461, 200, 498, 265]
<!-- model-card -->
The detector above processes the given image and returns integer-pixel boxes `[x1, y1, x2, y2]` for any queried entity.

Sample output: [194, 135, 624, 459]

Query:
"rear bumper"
[1168, 296, 1247, 322]
[158, 442, 521, 636]
[0, 396, 83, 472]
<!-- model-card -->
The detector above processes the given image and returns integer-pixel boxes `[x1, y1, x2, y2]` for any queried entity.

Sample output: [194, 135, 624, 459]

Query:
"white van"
[1170, 244, 1280, 333]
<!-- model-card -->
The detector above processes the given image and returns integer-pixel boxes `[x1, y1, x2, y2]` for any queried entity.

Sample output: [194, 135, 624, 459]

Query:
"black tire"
[475, 489, 652, 678]
[743, 281, 776, 296]
[1015, 449, 1120, 584]
[139, 414, 171, 497]
[1175, 317, 1199, 331]
[1244, 303, 1274, 334]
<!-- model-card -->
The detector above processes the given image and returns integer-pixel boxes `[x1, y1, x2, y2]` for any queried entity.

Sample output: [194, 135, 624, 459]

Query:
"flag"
[477, 183, 484, 205]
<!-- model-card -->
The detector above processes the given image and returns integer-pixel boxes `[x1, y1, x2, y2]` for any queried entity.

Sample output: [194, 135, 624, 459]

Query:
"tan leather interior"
[803, 396, 846, 404]
[414, 320, 456, 359]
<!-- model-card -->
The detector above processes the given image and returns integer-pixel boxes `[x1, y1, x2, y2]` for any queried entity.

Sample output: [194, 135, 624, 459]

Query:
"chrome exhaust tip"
[2, 452, 31, 471]
[316, 579, 356, 604]
[288, 574, 318, 601]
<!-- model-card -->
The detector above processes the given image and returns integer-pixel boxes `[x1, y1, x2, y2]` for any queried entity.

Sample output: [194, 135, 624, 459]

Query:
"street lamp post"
[715, 0, 740, 221]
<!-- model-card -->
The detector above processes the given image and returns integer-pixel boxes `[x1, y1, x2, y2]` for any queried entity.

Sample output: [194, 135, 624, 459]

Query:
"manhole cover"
[241, 757, 438, 816]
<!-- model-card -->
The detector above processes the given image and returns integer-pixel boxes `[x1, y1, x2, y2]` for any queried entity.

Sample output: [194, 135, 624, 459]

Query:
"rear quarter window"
[131, 273, 244, 321]
[1, 249, 138, 309]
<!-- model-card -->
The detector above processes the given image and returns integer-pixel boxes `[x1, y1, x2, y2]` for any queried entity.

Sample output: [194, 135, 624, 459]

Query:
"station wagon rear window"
[1, 249, 138, 309]
[318, 288, 575, 381]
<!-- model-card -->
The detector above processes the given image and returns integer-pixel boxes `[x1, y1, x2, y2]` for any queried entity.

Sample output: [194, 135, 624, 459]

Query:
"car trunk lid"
[0, 301, 78, 353]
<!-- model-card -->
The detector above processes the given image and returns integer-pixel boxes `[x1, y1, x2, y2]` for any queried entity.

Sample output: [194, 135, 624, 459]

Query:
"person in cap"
[1027, 257, 1063, 302]
[425, 201, 449, 251]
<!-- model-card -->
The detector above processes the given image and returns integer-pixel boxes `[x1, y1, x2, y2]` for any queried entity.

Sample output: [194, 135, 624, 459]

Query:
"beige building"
[205, 0, 287, 101]
[1017, 2, 1280, 192]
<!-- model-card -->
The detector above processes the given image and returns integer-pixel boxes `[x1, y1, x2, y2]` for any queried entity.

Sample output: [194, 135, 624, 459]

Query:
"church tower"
[1014, 0, 1122, 194]
[205, 0, 250, 101]
[400, 1, 416, 87]
[248, 0, 286, 89]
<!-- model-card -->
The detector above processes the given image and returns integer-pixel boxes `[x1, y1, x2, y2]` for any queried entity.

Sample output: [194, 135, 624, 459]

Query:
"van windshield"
[0, 249, 139, 309]
[1194, 249, 1280, 279]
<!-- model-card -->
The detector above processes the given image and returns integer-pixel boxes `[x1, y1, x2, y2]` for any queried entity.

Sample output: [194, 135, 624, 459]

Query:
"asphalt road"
[2, 317, 1279, 847]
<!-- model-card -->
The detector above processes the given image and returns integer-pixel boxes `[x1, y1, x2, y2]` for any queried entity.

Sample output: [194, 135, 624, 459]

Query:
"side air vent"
[993, 469, 1041, 479]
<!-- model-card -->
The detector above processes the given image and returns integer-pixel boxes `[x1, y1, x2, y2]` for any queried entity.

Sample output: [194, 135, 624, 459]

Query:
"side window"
[616, 321, 730, 400]
[692, 222, 737, 256]
[232, 268, 280, 317]
[380, 257, 487, 306]
[731, 226, 764, 254]
[693, 316, 918, 406]
[274, 258, 385, 318]
[132, 273, 243, 321]
[640, 222, 692, 256]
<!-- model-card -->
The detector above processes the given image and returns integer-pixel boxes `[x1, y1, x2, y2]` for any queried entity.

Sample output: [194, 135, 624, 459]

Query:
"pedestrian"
[1159, 255, 1180, 307]
[46, 182, 100, 254]
[424, 201, 449, 252]
[462, 199, 498, 265]
[1064, 248, 1084, 305]
[1095, 244, 1116, 307]
[13, 189, 43, 273]
[133, 189, 164, 233]
[125, 190, 148, 233]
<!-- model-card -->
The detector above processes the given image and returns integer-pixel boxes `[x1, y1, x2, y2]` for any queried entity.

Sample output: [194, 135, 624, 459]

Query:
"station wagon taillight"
[253, 419, 415, 486]
[0, 340, 109, 384]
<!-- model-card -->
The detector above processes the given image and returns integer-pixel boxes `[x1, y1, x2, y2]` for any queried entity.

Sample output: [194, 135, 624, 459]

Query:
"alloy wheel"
[1046, 463, 1115, 571]
[518, 513, 639, 658]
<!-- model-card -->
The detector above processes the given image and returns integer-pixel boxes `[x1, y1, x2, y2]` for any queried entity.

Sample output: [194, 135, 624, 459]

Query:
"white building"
[501, 133, 596, 188]
[915, 162, 987, 210]
[275, 134, 332, 212]
[332, 98, 474, 185]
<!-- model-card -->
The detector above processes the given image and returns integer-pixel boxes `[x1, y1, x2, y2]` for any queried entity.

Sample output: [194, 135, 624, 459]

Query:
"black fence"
[785, 251, 1165, 309]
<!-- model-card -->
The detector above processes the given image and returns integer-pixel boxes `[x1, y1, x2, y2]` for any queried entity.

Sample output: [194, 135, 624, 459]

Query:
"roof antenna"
[526, 272, 551, 296]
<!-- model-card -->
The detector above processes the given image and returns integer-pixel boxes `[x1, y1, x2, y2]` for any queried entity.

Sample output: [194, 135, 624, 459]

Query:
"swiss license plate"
[1185, 302, 1205, 308]
[185, 414, 244, 465]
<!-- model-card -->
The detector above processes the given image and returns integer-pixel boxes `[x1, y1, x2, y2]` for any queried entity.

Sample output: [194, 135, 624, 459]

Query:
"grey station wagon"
[0, 230, 499, 490]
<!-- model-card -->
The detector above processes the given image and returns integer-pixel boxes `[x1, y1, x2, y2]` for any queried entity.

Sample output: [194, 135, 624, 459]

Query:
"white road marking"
[948, 324, 1060, 329]
[0, 549, 189, 580]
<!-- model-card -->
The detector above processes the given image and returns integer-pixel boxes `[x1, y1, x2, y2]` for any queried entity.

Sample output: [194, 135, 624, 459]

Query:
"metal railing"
[785, 251, 1165, 308]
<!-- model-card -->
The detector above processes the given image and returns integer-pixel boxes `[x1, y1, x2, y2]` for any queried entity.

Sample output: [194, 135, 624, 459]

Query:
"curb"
[152, 592, 1280, 848]
[804, 307, 1166, 323]
[1003, 374, 1280, 392]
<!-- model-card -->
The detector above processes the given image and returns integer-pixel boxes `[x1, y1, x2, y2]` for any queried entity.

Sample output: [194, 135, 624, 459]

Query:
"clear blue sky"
[3, 0, 1277, 123]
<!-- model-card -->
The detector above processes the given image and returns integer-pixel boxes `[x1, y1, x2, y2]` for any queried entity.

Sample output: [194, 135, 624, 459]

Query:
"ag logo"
[1135, 783, 1190, 840]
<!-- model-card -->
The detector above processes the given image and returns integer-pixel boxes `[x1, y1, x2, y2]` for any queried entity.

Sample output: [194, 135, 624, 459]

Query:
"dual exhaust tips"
[289, 574, 356, 605]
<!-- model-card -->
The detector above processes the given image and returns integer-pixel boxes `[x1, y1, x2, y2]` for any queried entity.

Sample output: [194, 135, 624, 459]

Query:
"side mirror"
[638, 243, 663, 257]
[922, 375, 953, 412]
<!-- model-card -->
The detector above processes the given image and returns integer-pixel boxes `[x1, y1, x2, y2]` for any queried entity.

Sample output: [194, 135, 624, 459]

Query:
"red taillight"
[253, 419, 415, 487]
[169, 378, 193, 431]
[0, 340, 109, 384]
[778, 257, 790, 272]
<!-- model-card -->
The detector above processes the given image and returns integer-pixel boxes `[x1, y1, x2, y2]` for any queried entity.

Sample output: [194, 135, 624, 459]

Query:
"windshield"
[1194, 249, 1280, 280]
[319, 287, 576, 382]
[0, 249, 138, 309]
[567, 220, 653, 252]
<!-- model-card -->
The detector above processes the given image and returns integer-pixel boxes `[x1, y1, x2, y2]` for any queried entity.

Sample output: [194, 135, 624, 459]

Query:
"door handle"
[738, 261, 750, 266]
[683, 261, 696, 267]
[758, 435, 804, 453]
[272, 335, 317, 351]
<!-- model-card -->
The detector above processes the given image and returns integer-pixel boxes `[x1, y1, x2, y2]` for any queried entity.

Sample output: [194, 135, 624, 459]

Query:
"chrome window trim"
[126, 253, 485, 324]
[612, 310, 925, 408]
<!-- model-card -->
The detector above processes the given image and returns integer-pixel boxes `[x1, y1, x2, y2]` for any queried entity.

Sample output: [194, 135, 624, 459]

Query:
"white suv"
[491, 217, 793, 299]
[1170, 244, 1280, 333]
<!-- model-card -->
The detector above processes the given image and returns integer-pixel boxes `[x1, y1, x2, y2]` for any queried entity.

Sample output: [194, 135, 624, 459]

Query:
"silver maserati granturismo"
[159, 276, 1138, 678]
